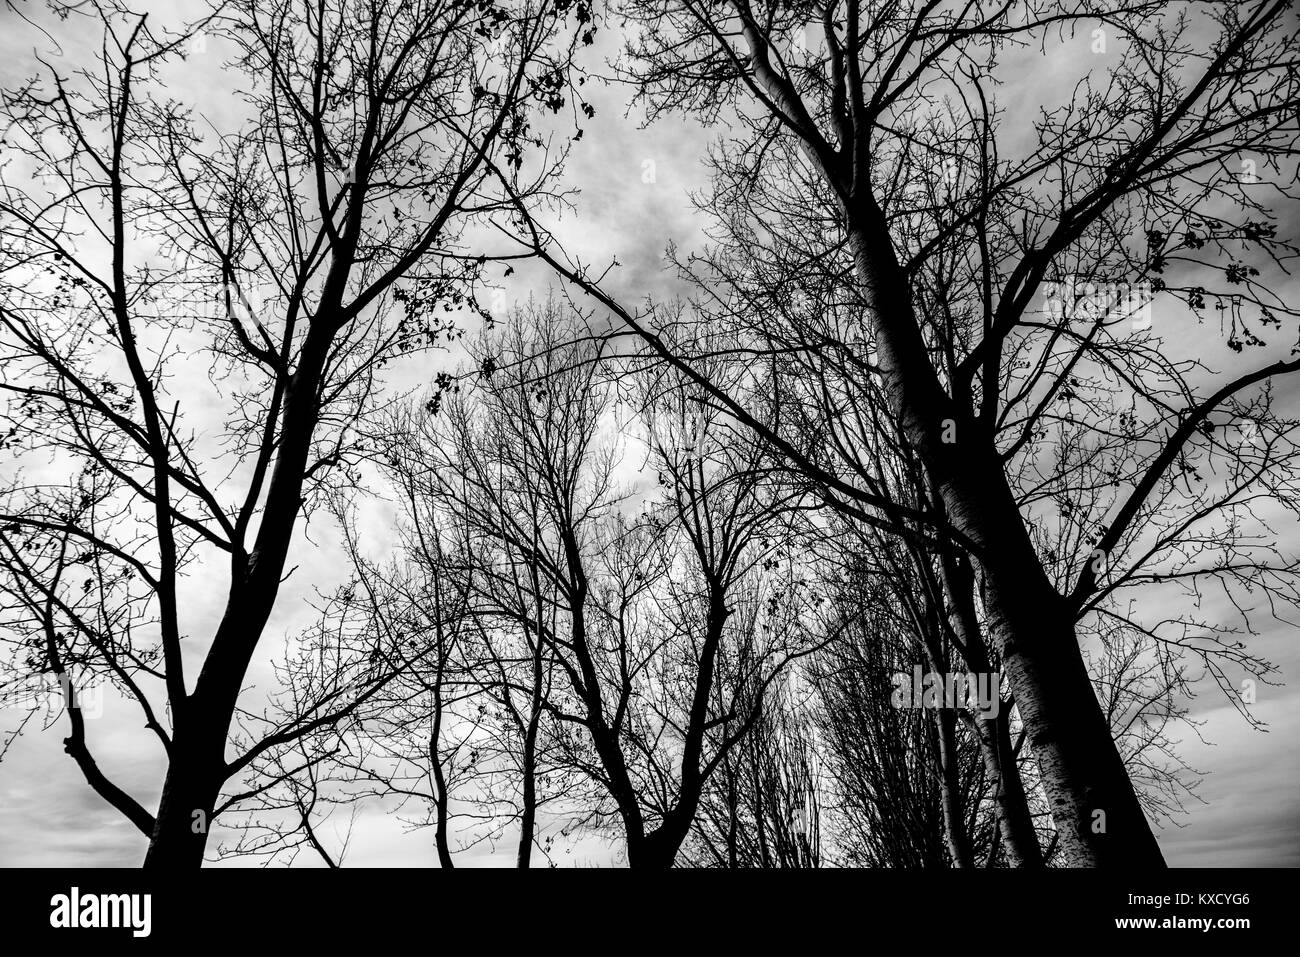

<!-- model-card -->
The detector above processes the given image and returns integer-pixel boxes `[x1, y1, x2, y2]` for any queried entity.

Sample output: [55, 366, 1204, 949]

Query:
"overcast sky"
[0, 0, 1296, 867]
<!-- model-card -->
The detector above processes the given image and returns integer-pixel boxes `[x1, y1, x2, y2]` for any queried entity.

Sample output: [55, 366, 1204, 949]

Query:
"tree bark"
[846, 206, 1165, 867]
[933, 706, 974, 868]
[972, 712, 1042, 868]
[937, 547, 1044, 867]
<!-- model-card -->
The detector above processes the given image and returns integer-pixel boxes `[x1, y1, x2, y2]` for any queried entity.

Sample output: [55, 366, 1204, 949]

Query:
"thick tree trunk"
[142, 721, 224, 868]
[846, 208, 1165, 867]
[629, 818, 691, 870]
[937, 452, 1164, 865]
[982, 569, 1164, 866]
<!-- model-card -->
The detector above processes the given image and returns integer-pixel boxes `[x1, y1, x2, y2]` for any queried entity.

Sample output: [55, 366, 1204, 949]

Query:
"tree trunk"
[972, 712, 1042, 868]
[142, 329, 339, 868]
[933, 706, 974, 867]
[937, 547, 1044, 867]
[846, 207, 1165, 867]
[431, 732, 454, 869]
[516, 707, 540, 868]
[629, 819, 690, 870]
[983, 570, 1164, 866]
[142, 722, 223, 868]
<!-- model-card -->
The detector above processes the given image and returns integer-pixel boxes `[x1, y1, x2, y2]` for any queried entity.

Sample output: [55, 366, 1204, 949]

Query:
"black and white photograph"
[0, 0, 1295, 940]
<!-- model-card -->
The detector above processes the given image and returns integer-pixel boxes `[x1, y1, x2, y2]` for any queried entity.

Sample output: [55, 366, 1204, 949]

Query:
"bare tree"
[682, 667, 824, 868]
[362, 301, 812, 866]
[0, 0, 589, 866]
[510, 0, 1300, 866]
[812, 567, 966, 868]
